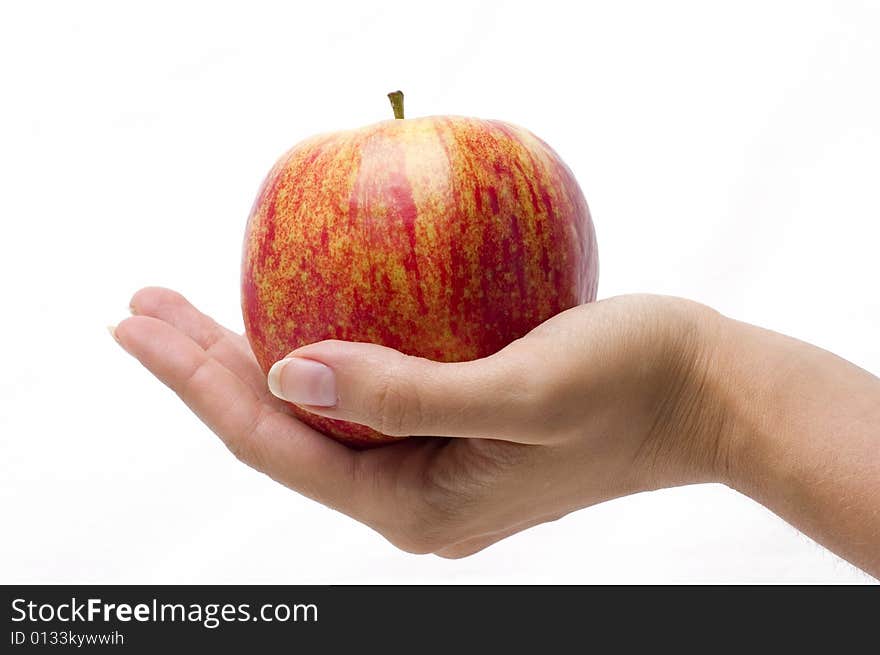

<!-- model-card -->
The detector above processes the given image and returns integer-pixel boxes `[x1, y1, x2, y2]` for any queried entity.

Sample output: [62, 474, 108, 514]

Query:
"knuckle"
[131, 286, 183, 314]
[225, 410, 270, 474]
[177, 358, 212, 408]
[371, 360, 423, 436]
[227, 437, 259, 469]
[226, 433, 264, 472]
[482, 346, 548, 434]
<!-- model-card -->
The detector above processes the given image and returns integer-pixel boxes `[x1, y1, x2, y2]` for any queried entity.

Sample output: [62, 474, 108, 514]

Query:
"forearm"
[715, 317, 880, 577]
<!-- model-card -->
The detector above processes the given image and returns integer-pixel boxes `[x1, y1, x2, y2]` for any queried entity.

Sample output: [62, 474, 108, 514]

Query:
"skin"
[114, 287, 880, 576]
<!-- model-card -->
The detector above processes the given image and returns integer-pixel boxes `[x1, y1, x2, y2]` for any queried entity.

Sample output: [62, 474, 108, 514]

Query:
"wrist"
[630, 299, 737, 491]
[709, 316, 879, 499]
[701, 316, 767, 492]
[638, 302, 767, 491]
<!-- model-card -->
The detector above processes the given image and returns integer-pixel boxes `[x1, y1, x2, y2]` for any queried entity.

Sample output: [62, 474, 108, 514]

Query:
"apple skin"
[241, 116, 598, 447]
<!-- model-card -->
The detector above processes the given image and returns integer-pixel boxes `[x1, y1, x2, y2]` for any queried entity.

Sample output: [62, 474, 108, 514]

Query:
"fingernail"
[107, 324, 119, 343]
[267, 357, 338, 407]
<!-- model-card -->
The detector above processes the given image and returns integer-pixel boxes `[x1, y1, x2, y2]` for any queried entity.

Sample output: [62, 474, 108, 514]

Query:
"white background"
[1, 0, 878, 583]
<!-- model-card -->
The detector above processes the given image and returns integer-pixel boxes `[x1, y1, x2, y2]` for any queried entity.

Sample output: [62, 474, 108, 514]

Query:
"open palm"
[116, 287, 712, 558]
[116, 287, 563, 558]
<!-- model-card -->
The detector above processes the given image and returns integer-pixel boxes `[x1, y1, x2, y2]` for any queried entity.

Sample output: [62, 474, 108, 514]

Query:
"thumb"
[266, 340, 539, 441]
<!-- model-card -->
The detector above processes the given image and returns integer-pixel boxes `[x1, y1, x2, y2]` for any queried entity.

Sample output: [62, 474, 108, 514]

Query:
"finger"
[129, 287, 271, 401]
[113, 315, 362, 513]
[262, 339, 543, 442]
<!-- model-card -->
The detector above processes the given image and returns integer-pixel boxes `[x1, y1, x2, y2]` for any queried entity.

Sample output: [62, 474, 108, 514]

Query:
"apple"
[241, 92, 598, 447]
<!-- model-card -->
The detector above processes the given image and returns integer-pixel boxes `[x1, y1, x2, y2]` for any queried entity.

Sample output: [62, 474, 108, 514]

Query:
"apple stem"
[387, 90, 404, 119]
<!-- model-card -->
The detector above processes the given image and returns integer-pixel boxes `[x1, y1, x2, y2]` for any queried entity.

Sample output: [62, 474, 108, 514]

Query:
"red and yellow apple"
[241, 93, 598, 447]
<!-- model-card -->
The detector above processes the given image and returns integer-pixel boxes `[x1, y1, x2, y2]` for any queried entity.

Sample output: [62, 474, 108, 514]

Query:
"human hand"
[114, 288, 728, 558]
